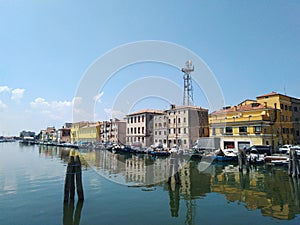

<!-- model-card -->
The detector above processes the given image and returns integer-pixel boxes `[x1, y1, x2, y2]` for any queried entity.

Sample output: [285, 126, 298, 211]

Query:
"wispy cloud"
[30, 97, 73, 121]
[93, 92, 104, 103]
[104, 108, 125, 119]
[11, 88, 25, 101]
[0, 100, 7, 109]
[0, 86, 10, 93]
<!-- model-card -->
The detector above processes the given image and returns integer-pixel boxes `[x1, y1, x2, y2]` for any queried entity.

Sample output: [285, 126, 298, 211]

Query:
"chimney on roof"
[234, 106, 237, 111]
[170, 104, 176, 110]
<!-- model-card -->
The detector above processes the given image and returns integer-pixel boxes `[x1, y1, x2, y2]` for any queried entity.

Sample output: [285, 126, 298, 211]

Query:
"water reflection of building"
[81, 151, 300, 221]
[177, 162, 300, 221]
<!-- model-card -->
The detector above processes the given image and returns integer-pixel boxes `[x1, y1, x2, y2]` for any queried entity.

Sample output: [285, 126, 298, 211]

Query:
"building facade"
[153, 105, 209, 149]
[100, 119, 126, 144]
[77, 122, 101, 142]
[165, 105, 209, 149]
[126, 109, 164, 147]
[209, 92, 300, 151]
[290, 97, 300, 145]
[70, 122, 89, 143]
[153, 113, 168, 147]
[57, 128, 71, 143]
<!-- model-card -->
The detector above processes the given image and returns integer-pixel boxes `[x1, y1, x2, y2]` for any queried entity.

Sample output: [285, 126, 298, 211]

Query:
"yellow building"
[77, 122, 101, 142]
[70, 122, 88, 143]
[209, 92, 300, 151]
[70, 121, 101, 143]
[256, 92, 297, 145]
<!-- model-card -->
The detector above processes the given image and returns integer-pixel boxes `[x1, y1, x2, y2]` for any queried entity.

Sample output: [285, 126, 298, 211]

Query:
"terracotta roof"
[211, 103, 273, 115]
[256, 91, 280, 98]
[127, 109, 165, 116]
[257, 91, 300, 100]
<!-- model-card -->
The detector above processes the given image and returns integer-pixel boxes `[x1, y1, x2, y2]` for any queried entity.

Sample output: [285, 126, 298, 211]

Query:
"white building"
[126, 109, 164, 147]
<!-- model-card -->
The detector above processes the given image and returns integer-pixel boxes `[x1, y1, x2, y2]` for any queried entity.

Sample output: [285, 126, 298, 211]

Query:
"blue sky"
[0, 0, 299, 136]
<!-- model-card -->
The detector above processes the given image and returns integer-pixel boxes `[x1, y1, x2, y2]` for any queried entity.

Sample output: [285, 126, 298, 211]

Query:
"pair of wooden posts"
[64, 150, 84, 202]
[168, 156, 181, 185]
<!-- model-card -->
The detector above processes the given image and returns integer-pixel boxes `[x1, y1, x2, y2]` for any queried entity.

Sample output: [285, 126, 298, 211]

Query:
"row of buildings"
[32, 91, 300, 151]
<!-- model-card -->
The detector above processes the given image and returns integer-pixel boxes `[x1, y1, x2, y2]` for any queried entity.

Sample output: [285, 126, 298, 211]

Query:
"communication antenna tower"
[182, 60, 194, 106]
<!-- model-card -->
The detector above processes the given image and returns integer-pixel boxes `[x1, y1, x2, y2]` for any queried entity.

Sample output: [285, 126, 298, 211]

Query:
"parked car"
[278, 144, 292, 154]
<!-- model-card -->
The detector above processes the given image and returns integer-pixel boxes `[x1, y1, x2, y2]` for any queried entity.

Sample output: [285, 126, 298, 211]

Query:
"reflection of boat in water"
[150, 148, 171, 157]
[192, 148, 238, 162]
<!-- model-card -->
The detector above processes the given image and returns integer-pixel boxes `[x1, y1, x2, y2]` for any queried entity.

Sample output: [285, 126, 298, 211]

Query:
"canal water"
[0, 142, 299, 225]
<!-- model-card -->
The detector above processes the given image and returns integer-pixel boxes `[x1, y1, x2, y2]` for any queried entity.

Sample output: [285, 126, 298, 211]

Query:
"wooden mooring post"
[64, 151, 84, 202]
[167, 156, 181, 185]
[238, 148, 249, 173]
[288, 149, 300, 178]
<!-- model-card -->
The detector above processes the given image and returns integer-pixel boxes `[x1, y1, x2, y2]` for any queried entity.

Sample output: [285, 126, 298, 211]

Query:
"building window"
[178, 128, 181, 134]
[296, 130, 300, 136]
[173, 118, 176, 123]
[184, 128, 187, 134]
[212, 128, 216, 135]
[134, 117, 137, 123]
[254, 126, 261, 134]
[142, 127, 145, 134]
[138, 127, 140, 134]
[173, 128, 176, 134]
[142, 116, 144, 122]
[285, 105, 288, 110]
[225, 127, 233, 135]
[178, 118, 181, 123]
[239, 126, 247, 135]
[168, 119, 171, 124]
[134, 127, 136, 134]
[131, 117, 133, 123]
[184, 139, 186, 144]
[280, 104, 283, 109]
[159, 131, 161, 135]
[169, 129, 171, 134]
[127, 128, 129, 134]
[138, 116, 140, 122]
[131, 128, 133, 134]
[264, 128, 267, 133]
[184, 117, 186, 123]
[155, 131, 157, 135]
